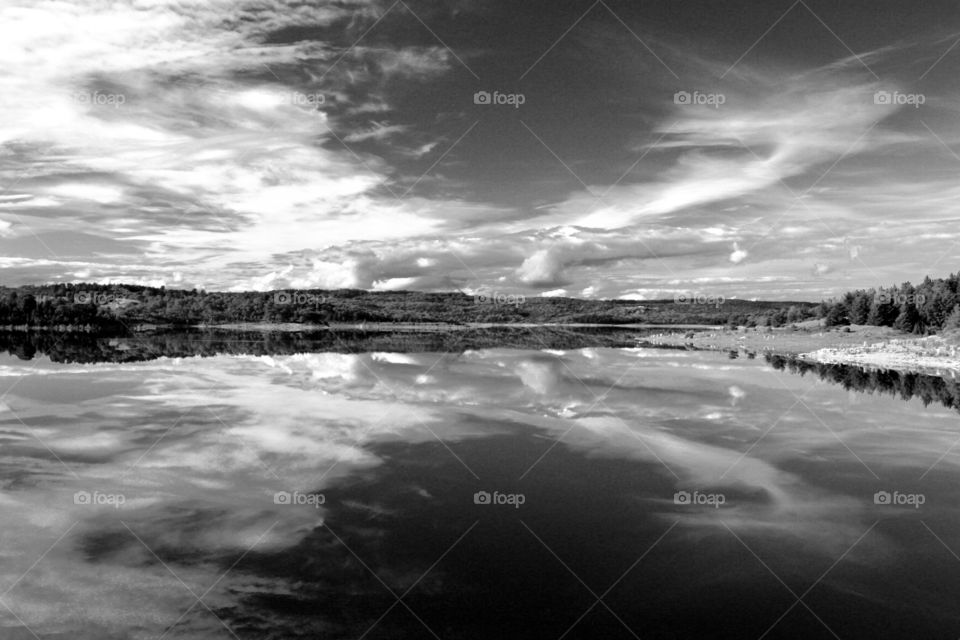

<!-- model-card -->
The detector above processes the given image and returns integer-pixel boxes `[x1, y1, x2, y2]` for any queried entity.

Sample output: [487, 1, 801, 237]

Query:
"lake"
[1, 330, 959, 639]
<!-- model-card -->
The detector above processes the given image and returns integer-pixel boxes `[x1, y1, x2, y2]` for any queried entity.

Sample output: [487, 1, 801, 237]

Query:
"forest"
[0, 282, 818, 333]
[812, 271, 960, 333]
[1, 272, 958, 334]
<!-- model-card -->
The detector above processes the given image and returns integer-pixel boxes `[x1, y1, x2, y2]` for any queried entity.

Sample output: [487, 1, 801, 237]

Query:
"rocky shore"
[799, 334, 960, 377]
[643, 324, 960, 377]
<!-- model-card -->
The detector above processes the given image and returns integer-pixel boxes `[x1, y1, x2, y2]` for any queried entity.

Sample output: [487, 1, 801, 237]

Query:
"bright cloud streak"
[1, 1, 958, 300]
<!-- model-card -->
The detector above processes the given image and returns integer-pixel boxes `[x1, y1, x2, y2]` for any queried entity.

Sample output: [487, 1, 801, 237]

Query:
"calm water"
[1, 333, 960, 638]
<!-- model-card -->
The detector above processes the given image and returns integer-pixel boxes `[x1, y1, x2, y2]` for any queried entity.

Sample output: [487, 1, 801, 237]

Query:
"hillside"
[0, 283, 818, 333]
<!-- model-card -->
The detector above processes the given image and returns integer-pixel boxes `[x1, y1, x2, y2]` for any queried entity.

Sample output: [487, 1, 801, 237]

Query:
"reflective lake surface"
[1, 332, 960, 639]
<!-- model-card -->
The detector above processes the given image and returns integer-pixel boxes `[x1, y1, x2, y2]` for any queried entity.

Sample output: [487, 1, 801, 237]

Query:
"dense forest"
[0, 282, 818, 333]
[813, 271, 960, 333]
[1, 272, 957, 335]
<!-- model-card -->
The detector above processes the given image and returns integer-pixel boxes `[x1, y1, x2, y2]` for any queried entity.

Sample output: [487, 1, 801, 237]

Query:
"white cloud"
[729, 242, 748, 264]
[2, 1, 959, 299]
[517, 249, 566, 286]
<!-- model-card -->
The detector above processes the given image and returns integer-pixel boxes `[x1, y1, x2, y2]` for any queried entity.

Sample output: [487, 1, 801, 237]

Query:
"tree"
[893, 301, 922, 334]
[849, 291, 872, 325]
[867, 290, 899, 327]
[824, 300, 849, 327]
[944, 305, 960, 332]
[769, 308, 788, 327]
[18, 294, 37, 325]
[919, 280, 957, 329]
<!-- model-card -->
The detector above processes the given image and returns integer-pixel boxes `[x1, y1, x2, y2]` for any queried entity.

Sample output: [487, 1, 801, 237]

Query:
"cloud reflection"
[0, 348, 959, 635]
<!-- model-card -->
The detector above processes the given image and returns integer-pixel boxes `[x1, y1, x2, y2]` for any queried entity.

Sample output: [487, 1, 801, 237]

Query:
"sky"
[1, 0, 959, 301]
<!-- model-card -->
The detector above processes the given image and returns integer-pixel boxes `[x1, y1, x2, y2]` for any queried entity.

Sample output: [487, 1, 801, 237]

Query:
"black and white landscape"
[2, 1, 960, 638]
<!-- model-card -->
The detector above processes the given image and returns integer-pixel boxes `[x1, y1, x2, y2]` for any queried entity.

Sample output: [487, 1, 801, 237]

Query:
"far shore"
[199, 321, 723, 332]
[0, 321, 722, 333]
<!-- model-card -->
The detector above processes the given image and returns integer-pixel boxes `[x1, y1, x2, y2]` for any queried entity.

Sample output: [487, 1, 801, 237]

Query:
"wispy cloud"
[1, 1, 959, 299]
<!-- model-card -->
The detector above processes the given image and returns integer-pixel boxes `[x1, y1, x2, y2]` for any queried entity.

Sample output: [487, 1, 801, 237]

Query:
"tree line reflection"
[4, 330, 958, 413]
[0, 327, 646, 364]
[765, 353, 960, 413]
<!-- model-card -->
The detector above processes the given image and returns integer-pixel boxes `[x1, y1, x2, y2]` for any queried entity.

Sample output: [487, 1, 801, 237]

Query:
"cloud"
[2, 1, 960, 299]
[517, 249, 567, 286]
[0, 0, 463, 288]
[729, 242, 748, 264]
[343, 122, 409, 143]
[546, 77, 902, 233]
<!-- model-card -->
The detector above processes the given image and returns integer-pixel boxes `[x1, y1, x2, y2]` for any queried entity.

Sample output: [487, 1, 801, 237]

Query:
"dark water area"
[1, 340, 959, 638]
[0, 326, 651, 363]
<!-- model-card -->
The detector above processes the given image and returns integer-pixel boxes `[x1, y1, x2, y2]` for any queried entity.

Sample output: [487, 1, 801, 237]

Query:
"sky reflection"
[1, 348, 959, 637]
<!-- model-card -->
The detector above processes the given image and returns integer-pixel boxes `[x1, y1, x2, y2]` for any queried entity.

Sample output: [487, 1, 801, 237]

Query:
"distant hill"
[0, 283, 818, 333]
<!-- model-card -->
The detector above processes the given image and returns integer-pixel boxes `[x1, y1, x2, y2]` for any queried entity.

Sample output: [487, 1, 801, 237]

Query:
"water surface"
[1, 334, 959, 638]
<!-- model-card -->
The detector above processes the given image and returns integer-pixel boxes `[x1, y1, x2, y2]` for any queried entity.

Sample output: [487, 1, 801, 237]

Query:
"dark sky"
[2, 0, 960, 299]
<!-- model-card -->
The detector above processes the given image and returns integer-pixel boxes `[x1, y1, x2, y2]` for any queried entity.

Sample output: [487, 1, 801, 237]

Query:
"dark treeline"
[0, 282, 817, 333]
[812, 272, 960, 333]
[7, 273, 959, 335]
[0, 327, 652, 363]
[766, 353, 960, 413]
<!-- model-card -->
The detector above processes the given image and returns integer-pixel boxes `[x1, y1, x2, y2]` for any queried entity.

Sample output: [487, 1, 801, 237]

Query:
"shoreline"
[0, 322, 726, 333]
[201, 321, 723, 332]
[798, 338, 960, 378]
[643, 324, 960, 377]
[5, 321, 960, 377]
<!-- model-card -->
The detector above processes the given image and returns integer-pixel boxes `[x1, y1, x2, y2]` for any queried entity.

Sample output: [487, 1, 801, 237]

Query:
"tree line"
[4, 274, 958, 334]
[0, 282, 818, 332]
[812, 272, 960, 333]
